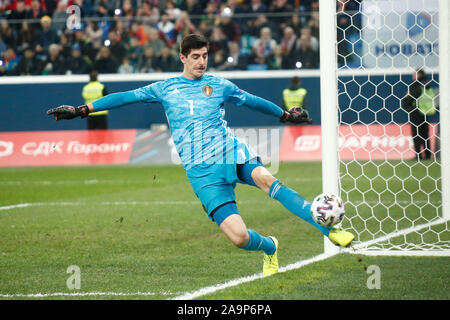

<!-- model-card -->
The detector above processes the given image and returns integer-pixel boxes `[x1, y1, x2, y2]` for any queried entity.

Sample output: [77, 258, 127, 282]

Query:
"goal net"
[322, 0, 450, 256]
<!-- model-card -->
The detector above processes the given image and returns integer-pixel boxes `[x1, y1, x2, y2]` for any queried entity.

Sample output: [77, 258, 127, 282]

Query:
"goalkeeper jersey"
[91, 73, 283, 177]
[134, 74, 249, 171]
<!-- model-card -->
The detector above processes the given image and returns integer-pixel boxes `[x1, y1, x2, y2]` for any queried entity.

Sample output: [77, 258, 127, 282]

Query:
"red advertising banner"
[0, 130, 137, 167]
[280, 124, 438, 161]
[0, 124, 439, 167]
[280, 125, 323, 161]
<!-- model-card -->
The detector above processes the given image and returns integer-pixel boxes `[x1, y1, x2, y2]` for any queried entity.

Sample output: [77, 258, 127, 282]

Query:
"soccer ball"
[310, 193, 345, 227]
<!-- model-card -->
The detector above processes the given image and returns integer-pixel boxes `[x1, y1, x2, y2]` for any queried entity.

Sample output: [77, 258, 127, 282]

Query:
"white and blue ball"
[311, 193, 345, 227]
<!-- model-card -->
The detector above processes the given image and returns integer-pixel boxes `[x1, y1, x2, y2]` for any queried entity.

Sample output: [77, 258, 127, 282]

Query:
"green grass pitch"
[0, 162, 448, 300]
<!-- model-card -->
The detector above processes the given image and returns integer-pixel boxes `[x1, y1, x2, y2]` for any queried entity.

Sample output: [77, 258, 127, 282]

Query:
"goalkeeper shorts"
[188, 157, 263, 226]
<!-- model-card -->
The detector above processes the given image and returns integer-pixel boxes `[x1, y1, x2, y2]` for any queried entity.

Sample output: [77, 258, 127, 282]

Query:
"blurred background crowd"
[0, 0, 361, 76]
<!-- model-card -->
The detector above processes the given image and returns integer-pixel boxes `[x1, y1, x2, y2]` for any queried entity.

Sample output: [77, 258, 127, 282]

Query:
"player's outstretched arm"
[242, 92, 312, 124]
[46, 90, 141, 121]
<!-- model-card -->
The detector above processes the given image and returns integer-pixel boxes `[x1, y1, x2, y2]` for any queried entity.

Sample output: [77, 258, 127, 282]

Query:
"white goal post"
[319, 0, 341, 255]
[320, 0, 450, 256]
[438, 0, 450, 223]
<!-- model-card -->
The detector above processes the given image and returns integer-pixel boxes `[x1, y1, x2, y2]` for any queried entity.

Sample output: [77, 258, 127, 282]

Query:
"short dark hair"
[180, 34, 209, 57]
[90, 70, 98, 81]
[291, 76, 301, 85]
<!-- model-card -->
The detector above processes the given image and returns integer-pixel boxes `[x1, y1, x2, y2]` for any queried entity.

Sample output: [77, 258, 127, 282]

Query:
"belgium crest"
[202, 85, 213, 97]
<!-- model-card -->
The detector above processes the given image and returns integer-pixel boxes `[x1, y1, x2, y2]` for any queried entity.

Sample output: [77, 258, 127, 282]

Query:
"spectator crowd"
[0, 0, 361, 76]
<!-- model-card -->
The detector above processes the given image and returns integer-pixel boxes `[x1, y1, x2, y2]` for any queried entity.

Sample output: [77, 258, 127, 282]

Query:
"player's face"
[180, 47, 208, 80]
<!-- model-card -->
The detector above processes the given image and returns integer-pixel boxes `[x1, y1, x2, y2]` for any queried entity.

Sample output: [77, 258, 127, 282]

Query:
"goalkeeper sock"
[242, 229, 276, 255]
[269, 180, 332, 236]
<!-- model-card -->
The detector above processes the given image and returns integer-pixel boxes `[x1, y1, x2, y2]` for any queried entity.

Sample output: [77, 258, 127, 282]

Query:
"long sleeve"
[223, 78, 283, 118]
[92, 90, 141, 112]
[92, 82, 161, 112]
[241, 91, 284, 118]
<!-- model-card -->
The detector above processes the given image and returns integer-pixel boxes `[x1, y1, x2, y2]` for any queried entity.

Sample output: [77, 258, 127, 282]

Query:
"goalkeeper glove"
[46, 105, 90, 121]
[280, 107, 312, 124]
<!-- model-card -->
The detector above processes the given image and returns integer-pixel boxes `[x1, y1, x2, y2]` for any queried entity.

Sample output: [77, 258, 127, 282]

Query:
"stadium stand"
[0, 0, 361, 76]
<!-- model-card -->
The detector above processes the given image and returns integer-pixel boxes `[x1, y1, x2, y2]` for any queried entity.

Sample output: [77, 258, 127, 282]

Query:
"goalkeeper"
[47, 34, 353, 276]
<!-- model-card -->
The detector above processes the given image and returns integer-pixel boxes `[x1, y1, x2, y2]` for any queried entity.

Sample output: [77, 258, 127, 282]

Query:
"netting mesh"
[335, 0, 449, 254]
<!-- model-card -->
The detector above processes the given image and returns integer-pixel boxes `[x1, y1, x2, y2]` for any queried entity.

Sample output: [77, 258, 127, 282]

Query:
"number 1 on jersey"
[188, 100, 194, 115]
[238, 149, 246, 161]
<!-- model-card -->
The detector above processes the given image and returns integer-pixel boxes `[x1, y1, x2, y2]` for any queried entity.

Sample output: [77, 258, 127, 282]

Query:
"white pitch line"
[0, 175, 324, 186]
[0, 179, 120, 185]
[0, 291, 175, 298]
[0, 201, 199, 211]
[0, 200, 269, 211]
[0, 203, 32, 211]
[0, 255, 337, 301]
[0, 198, 441, 212]
[172, 216, 450, 300]
[171, 252, 337, 300]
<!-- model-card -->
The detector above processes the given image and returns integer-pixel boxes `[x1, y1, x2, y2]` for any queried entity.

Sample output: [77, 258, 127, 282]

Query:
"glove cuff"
[77, 105, 90, 118]
[280, 110, 290, 123]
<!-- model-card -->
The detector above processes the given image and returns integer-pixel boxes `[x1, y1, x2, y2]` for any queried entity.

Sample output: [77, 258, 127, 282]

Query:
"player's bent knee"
[219, 213, 249, 248]
[251, 166, 276, 194]
[233, 230, 250, 248]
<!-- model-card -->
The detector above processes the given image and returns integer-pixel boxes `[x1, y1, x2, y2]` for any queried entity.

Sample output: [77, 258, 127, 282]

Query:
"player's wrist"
[76, 105, 90, 118]
[280, 110, 290, 123]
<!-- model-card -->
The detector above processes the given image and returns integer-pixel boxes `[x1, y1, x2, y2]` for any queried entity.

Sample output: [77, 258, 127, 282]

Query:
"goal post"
[438, 0, 450, 221]
[319, 0, 341, 255]
[319, 0, 450, 256]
